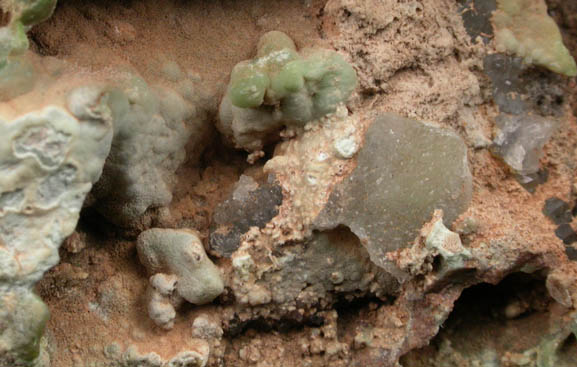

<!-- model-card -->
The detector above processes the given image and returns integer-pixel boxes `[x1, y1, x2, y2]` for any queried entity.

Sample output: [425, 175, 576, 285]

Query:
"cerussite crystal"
[491, 113, 557, 177]
[314, 114, 472, 270]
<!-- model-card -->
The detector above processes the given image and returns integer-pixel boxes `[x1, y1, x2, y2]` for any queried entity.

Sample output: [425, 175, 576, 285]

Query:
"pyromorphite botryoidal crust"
[492, 0, 577, 77]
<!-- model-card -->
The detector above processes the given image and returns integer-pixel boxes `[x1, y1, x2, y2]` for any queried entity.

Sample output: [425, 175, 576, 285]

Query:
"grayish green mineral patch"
[0, 290, 49, 366]
[261, 227, 397, 305]
[0, 0, 58, 101]
[137, 228, 224, 306]
[314, 114, 472, 272]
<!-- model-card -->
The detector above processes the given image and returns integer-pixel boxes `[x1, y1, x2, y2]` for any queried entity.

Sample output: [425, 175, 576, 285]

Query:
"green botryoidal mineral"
[0, 290, 50, 365]
[18, 0, 57, 26]
[218, 31, 358, 153]
[227, 30, 357, 124]
[492, 0, 577, 77]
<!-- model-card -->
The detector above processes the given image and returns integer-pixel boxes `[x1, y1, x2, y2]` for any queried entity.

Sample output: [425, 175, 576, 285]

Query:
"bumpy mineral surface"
[1, 0, 577, 366]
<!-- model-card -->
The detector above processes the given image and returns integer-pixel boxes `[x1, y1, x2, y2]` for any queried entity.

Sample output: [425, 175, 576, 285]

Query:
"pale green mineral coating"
[18, 0, 57, 26]
[0, 91, 113, 366]
[492, 0, 577, 77]
[91, 71, 206, 226]
[0, 55, 35, 101]
[137, 229, 224, 305]
[0, 0, 57, 57]
[227, 31, 357, 123]
[0, 290, 50, 365]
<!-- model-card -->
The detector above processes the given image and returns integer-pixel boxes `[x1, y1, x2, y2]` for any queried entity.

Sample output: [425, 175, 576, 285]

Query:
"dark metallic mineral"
[543, 197, 572, 225]
[209, 174, 283, 257]
[555, 224, 577, 245]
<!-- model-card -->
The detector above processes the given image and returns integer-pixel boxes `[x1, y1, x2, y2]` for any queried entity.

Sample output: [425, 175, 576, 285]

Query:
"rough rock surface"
[1, 0, 577, 367]
[209, 174, 283, 257]
[91, 70, 210, 227]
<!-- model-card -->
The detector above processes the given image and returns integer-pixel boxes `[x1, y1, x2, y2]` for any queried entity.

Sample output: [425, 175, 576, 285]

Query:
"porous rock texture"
[1, 0, 577, 366]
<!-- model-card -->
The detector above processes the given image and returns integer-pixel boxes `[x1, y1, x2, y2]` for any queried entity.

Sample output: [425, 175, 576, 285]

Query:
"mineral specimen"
[483, 53, 528, 115]
[566, 247, 577, 261]
[0, 92, 114, 365]
[146, 273, 182, 330]
[137, 228, 224, 306]
[492, 0, 577, 76]
[1, 0, 576, 366]
[543, 197, 572, 225]
[0, 0, 58, 101]
[0, 290, 49, 366]
[554, 224, 577, 245]
[91, 71, 209, 227]
[315, 113, 472, 272]
[458, 0, 496, 43]
[259, 227, 394, 306]
[491, 113, 557, 181]
[218, 31, 357, 153]
[391, 210, 473, 286]
[423, 211, 472, 277]
[483, 53, 567, 119]
[209, 174, 283, 257]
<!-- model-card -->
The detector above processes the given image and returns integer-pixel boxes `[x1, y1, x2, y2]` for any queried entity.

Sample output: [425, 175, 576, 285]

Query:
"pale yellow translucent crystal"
[492, 0, 577, 77]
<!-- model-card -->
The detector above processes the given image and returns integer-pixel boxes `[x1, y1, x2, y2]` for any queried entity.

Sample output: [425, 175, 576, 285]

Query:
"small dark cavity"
[0, 8, 10, 27]
[224, 314, 325, 338]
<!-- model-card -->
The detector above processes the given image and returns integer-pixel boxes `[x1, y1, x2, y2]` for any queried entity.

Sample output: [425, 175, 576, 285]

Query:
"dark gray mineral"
[209, 174, 283, 257]
[314, 113, 472, 270]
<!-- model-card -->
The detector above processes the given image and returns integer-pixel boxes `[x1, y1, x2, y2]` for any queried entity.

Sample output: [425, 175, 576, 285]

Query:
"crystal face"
[543, 197, 572, 225]
[315, 113, 472, 269]
[491, 113, 557, 176]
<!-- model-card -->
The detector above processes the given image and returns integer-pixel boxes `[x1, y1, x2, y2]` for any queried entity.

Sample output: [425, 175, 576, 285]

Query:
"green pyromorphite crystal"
[227, 31, 357, 123]
[492, 0, 577, 77]
[18, 0, 57, 26]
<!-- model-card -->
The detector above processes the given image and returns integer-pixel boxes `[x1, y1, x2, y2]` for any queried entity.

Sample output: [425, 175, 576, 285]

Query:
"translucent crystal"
[314, 114, 472, 270]
[484, 54, 527, 115]
[491, 113, 557, 176]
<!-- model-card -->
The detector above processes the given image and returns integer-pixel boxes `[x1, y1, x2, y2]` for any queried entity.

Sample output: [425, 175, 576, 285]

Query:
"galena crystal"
[209, 175, 283, 257]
